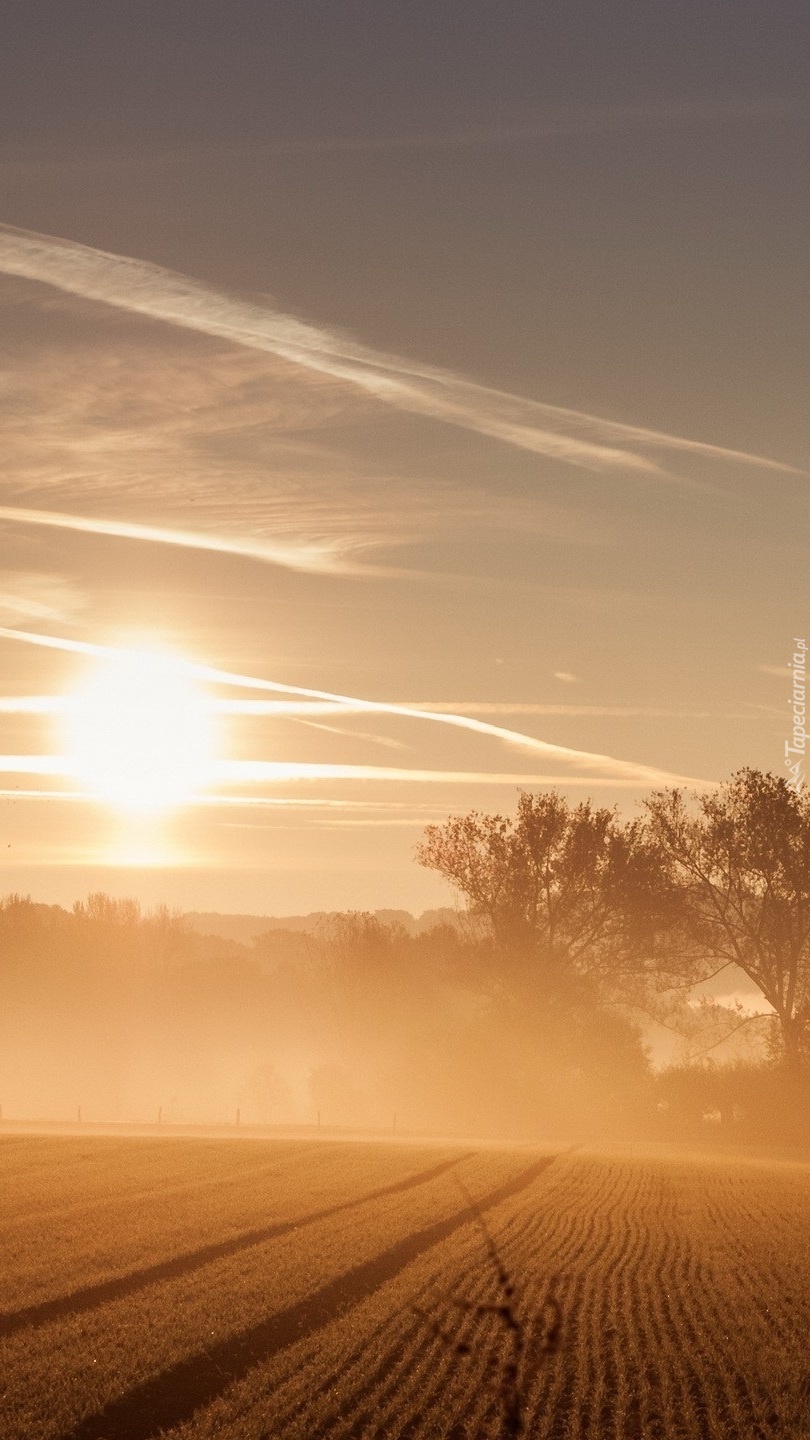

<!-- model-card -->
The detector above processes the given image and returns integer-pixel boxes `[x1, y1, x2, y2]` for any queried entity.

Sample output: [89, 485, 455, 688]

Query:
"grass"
[1, 1134, 810, 1438]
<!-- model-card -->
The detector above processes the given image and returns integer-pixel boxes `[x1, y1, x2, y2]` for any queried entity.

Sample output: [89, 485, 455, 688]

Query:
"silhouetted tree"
[645, 769, 810, 1071]
[416, 790, 672, 996]
[415, 793, 662, 1121]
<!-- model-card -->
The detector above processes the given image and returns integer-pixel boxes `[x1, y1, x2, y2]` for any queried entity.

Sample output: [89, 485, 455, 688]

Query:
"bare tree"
[644, 769, 810, 1070]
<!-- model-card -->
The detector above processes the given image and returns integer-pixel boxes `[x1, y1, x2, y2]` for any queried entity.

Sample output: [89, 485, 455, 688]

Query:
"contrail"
[0, 693, 720, 721]
[0, 788, 463, 812]
[215, 761, 707, 787]
[191, 97, 807, 155]
[0, 222, 797, 477]
[214, 698, 714, 719]
[0, 756, 708, 789]
[0, 626, 715, 788]
[0, 506, 378, 576]
[3, 98, 800, 171]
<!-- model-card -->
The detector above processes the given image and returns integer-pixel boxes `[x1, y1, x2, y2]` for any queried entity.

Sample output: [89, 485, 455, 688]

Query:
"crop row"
[2, 1138, 810, 1439]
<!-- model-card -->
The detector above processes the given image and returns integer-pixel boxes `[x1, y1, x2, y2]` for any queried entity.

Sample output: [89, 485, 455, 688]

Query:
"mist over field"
[0, 896, 648, 1139]
[3, 768, 809, 1150]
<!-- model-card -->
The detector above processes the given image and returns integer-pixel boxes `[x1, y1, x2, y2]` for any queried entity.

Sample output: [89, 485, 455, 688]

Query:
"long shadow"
[57, 1154, 558, 1440]
[0, 1154, 470, 1340]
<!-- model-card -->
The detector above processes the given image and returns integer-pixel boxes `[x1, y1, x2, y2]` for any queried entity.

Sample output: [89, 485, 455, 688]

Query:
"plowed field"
[2, 1134, 809, 1439]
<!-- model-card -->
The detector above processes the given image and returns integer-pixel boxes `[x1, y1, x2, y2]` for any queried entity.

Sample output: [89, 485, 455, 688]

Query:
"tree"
[73, 892, 142, 926]
[644, 769, 810, 1071]
[416, 790, 671, 995]
[416, 793, 658, 1127]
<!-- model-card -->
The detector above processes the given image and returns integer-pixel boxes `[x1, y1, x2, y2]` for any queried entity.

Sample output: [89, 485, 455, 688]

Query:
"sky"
[0, 1, 807, 914]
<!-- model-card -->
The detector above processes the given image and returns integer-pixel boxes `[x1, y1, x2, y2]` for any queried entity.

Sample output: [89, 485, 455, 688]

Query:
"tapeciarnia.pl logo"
[785, 637, 807, 792]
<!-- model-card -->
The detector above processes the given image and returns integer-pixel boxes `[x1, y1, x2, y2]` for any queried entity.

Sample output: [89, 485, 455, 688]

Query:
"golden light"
[63, 648, 218, 813]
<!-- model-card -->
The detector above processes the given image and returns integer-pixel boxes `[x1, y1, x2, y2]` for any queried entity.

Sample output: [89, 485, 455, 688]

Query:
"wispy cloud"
[0, 505, 376, 576]
[234, 97, 805, 155]
[215, 698, 713, 718]
[0, 223, 796, 479]
[215, 761, 696, 787]
[0, 337, 606, 571]
[256, 95, 806, 152]
[0, 337, 408, 568]
[0, 788, 464, 816]
[407, 701, 715, 718]
[294, 719, 410, 751]
[2, 97, 802, 169]
[0, 694, 715, 721]
[0, 570, 85, 623]
[0, 755, 706, 789]
[0, 625, 715, 788]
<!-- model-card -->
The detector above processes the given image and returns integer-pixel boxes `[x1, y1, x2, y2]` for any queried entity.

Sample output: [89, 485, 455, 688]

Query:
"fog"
[0, 894, 654, 1142]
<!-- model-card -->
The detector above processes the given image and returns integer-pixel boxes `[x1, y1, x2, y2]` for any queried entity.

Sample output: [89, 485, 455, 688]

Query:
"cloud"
[214, 761, 699, 787]
[0, 505, 377, 576]
[2, 97, 802, 170]
[295, 719, 410, 751]
[0, 625, 715, 789]
[552, 671, 579, 684]
[0, 335, 355, 460]
[213, 698, 714, 719]
[0, 755, 707, 789]
[0, 788, 464, 816]
[0, 570, 85, 623]
[407, 701, 710, 717]
[0, 334, 606, 570]
[0, 333, 404, 565]
[278, 95, 805, 152]
[0, 223, 797, 479]
[0, 694, 716, 721]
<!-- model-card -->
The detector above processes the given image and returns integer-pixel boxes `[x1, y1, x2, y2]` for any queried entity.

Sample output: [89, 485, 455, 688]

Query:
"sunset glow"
[62, 649, 217, 813]
[0, 5, 801, 916]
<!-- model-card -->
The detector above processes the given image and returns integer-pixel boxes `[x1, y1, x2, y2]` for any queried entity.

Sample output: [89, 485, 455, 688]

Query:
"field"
[2, 1134, 810, 1439]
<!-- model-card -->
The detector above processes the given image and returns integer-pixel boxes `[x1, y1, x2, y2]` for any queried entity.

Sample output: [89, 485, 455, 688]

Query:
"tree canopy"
[416, 790, 674, 992]
[645, 769, 810, 1069]
[418, 770, 810, 1073]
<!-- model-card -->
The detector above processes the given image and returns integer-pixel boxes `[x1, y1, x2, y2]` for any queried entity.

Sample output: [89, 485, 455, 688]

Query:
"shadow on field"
[0, 1153, 471, 1340]
[55, 1154, 559, 1440]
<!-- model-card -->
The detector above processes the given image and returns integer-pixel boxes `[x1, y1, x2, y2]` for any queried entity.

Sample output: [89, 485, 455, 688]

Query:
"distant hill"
[183, 908, 463, 944]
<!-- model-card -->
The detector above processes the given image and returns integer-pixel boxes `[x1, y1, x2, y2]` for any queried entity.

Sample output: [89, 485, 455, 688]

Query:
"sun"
[63, 648, 218, 813]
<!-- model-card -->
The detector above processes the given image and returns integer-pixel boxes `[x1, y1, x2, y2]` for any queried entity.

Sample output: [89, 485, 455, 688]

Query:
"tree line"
[0, 767, 807, 1139]
[417, 768, 810, 1075]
